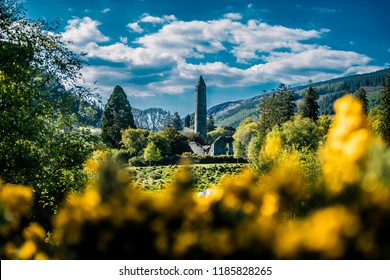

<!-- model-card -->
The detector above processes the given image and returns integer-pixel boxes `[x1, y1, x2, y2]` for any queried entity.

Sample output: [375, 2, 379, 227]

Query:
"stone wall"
[209, 136, 234, 156]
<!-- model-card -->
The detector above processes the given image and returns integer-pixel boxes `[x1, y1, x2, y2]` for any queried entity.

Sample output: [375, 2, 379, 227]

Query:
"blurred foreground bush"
[1, 96, 390, 259]
[0, 182, 49, 259]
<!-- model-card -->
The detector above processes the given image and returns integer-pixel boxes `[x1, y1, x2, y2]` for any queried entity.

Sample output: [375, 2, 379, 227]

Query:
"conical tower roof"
[196, 75, 206, 87]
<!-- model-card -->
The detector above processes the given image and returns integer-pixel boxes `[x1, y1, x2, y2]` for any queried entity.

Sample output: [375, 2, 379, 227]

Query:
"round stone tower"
[194, 75, 207, 138]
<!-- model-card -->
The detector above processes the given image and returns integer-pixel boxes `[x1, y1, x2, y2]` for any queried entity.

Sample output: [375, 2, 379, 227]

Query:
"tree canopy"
[258, 84, 296, 135]
[0, 0, 96, 227]
[143, 142, 162, 165]
[233, 118, 259, 160]
[279, 116, 321, 151]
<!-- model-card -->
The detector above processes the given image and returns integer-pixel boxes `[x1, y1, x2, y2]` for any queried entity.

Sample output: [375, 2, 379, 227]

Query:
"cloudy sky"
[25, 0, 390, 116]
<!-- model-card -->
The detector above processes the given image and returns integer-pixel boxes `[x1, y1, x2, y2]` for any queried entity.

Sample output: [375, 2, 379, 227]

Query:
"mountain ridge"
[208, 68, 390, 128]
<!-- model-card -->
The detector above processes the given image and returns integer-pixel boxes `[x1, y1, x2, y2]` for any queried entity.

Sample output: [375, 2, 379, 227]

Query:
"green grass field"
[128, 163, 247, 191]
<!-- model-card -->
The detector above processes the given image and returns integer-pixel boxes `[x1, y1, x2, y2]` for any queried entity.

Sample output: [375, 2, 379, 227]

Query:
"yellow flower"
[80, 189, 101, 211]
[274, 222, 303, 258]
[260, 192, 279, 217]
[321, 95, 371, 194]
[0, 183, 33, 218]
[34, 252, 49, 260]
[84, 158, 100, 174]
[262, 131, 282, 160]
[301, 205, 360, 258]
[257, 151, 305, 198]
[23, 223, 46, 241]
[83, 149, 110, 175]
[275, 205, 360, 258]
[173, 231, 197, 256]
[18, 240, 37, 260]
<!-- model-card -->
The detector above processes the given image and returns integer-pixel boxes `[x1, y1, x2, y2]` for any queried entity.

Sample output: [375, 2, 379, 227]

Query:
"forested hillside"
[210, 68, 390, 128]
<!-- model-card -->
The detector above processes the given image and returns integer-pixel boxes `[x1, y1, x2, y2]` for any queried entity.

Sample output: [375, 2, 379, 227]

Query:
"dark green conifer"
[299, 86, 319, 121]
[355, 87, 368, 115]
[184, 114, 191, 128]
[207, 115, 216, 132]
[258, 84, 296, 135]
[101, 85, 136, 148]
[172, 112, 183, 131]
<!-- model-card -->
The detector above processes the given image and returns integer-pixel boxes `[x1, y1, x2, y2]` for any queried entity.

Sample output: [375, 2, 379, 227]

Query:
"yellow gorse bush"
[83, 149, 110, 178]
[2, 95, 390, 259]
[0, 182, 32, 219]
[262, 130, 282, 161]
[0, 181, 48, 259]
[321, 95, 371, 194]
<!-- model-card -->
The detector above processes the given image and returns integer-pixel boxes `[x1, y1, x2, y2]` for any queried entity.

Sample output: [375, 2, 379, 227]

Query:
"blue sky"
[25, 0, 390, 116]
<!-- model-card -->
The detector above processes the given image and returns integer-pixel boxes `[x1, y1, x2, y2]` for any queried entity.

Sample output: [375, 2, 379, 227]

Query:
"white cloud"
[248, 47, 373, 84]
[85, 42, 176, 68]
[223, 13, 242, 20]
[127, 14, 177, 33]
[135, 18, 326, 64]
[342, 65, 383, 75]
[135, 19, 233, 58]
[127, 22, 144, 33]
[82, 65, 129, 84]
[229, 21, 327, 62]
[81, 65, 157, 97]
[119, 36, 128, 44]
[63, 15, 381, 100]
[140, 13, 177, 24]
[162, 15, 177, 22]
[101, 8, 111, 13]
[62, 17, 109, 46]
[140, 15, 164, 24]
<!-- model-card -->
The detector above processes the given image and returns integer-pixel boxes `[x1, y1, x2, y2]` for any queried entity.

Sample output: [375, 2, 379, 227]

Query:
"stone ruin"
[190, 76, 234, 156]
[189, 136, 234, 156]
[209, 136, 234, 156]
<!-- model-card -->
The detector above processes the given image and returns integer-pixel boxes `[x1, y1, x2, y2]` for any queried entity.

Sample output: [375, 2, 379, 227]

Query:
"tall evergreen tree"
[299, 86, 319, 121]
[355, 87, 368, 115]
[380, 72, 390, 144]
[101, 85, 136, 148]
[184, 114, 191, 128]
[258, 84, 296, 135]
[207, 115, 216, 132]
[172, 112, 183, 131]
